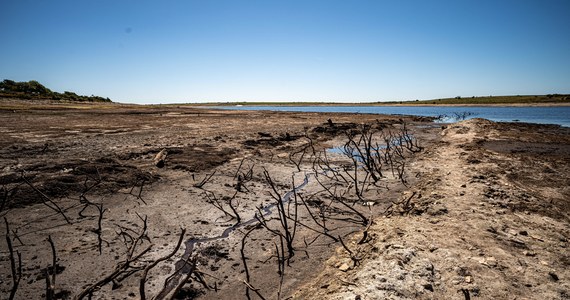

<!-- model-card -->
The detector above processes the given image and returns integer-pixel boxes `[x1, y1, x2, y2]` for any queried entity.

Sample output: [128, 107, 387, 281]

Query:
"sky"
[1, 0, 569, 104]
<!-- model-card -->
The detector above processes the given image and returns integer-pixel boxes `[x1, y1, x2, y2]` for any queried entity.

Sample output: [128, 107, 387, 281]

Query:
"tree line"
[0, 79, 112, 102]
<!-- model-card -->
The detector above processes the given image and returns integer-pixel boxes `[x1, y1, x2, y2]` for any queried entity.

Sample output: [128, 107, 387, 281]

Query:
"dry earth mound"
[294, 118, 570, 300]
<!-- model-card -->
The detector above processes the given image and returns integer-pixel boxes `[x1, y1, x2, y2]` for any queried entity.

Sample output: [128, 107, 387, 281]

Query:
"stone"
[523, 251, 536, 257]
[548, 272, 559, 282]
[480, 257, 497, 267]
[339, 263, 351, 272]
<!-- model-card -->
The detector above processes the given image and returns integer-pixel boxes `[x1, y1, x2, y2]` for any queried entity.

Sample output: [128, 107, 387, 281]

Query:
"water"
[214, 105, 570, 127]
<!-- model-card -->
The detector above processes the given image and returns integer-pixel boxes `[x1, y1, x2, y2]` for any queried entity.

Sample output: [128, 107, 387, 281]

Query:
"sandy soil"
[1, 101, 568, 299]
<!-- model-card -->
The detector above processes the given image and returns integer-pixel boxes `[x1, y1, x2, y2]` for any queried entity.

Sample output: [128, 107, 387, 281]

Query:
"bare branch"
[139, 228, 186, 300]
[21, 173, 71, 224]
[5, 217, 22, 300]
[193, 171, 216, 188]
[45, 235, 57, 300]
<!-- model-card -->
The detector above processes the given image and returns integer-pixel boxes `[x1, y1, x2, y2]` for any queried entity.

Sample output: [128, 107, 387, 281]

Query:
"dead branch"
[0, 185, 19, 216]
[234, 159, 254, 193]
[289, 144, 308, 172]
[338, 235, 362, 267]
[75, 215, 152, 299]
[241, 224, 261, 300]
[193, 171, 216, 188]
[357, 217, 373, 245]
[21, 173, 71, 224]
[5, 217, 22, 300]
[139, 228, 186, 300]
[79, 195, 108, 254]
[153, 251, 200, 300]
[204, 190, 241, 224]
[243, 280, 267, 300]
[263, 169, 295, 259]
[122, 178, 148, 205]
[313, 175, 368, 226]
[294, 193, 339, 242]
[45, 235, 57, 300]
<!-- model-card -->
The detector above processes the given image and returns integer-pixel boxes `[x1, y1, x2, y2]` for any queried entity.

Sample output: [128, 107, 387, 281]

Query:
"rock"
[427, 203, 448, 216]
[480, 257, 497, 267]
[339, 263, 351, 272]
[507, 229, 518, 236]
[523, 250, 536, 257]
[465, 276, 473, 283]
[455, 267, 470, 276]
[548, 272, 559, 282]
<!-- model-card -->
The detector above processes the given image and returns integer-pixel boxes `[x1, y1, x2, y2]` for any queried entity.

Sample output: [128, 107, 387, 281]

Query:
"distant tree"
[27, 80, 51, 95]
[0, 79, 112, 102]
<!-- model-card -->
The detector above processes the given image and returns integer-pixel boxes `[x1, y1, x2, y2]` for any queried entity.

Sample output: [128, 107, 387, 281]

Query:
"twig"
[139, 228, 186, 300]
[241, 225, 261, 300]
[5, 217, 22, 300]
[194, 171, 216, 188]
[243, 280, 268, 300]
[21, 173, 71, 224]
[46, 235, 57, 300]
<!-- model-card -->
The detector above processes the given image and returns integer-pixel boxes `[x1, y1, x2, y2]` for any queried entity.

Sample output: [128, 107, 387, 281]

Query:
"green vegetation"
[383, 94, 570, 105]
[0, 79, 112, 102]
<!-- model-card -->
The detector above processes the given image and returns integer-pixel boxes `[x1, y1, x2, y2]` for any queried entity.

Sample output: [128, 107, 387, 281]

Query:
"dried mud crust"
[1, 103, 426, 300]
[294, 119, 570, 300]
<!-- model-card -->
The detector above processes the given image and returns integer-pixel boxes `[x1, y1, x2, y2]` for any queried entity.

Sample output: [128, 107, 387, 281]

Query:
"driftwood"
[154, 149, 168, 168]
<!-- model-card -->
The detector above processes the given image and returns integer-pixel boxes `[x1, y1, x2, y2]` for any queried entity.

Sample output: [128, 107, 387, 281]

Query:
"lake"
[214, 105, 570, 127]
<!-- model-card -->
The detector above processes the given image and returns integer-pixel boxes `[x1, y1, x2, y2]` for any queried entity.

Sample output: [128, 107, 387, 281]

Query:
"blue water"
[215, 105, 570, 127]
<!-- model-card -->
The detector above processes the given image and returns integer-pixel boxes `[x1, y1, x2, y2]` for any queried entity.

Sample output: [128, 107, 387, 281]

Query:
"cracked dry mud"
[1, 102, 569, 300]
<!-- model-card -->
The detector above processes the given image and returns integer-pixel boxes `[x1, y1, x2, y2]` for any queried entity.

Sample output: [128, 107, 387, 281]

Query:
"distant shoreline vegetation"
[0, 79, 112, 102]
[199, 94, 570, 106]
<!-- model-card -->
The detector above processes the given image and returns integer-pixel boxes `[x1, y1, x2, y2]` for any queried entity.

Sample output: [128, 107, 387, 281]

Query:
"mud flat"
[0, 101, 568, 299]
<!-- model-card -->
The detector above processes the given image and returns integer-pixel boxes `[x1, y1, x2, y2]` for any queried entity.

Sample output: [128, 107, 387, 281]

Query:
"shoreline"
[186, 102, 570, 107]
[3, 97, 570, 108]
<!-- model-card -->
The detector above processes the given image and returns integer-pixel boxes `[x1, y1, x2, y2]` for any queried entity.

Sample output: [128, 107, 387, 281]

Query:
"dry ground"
[294, 119, 570, 300]
[1, 101, 569, 300]
[0, 101, 427, 299]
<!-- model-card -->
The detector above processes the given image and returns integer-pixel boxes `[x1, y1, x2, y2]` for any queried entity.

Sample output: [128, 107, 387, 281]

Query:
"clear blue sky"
[1, 0, 569, 103]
